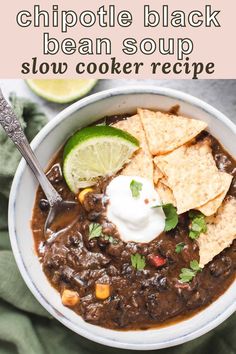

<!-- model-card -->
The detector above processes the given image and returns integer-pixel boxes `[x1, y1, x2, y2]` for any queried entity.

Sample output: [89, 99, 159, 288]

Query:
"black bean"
[210, 256, 232, 277]
[73, 274, 86, 288]
[209, 262, 221, 277]
[107, 265, 119, 276]
[61, 266, 74, 282]
[66, 234, 80, 247]
[107, 243, 124, 257]
[121, 263, 134, 275]
[97, 237, 109, 248]
[39, 199, 49, 212]
[186, 289, 207, 309]
[84, 303, 103, 322]
[141, 275, 168, 291]
[87, 211, 100, 221]
[158, 276, 169, 290]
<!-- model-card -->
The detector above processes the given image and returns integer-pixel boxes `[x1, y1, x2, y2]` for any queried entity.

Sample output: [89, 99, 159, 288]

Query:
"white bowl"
[9, 86, 236, 350]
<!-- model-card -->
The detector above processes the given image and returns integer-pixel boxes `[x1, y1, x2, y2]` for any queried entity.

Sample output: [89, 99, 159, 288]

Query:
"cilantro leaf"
[179, 259, 202, 283]
[103, 235, 118, 244]
[130, 180, 143, 198]
[163, 204, 179, 231]
[89, 224, 118, 244]
[131, 253, 146, 270]
[152, 203, 178, 231]
[190, 260, 202, 272]
[175, 242, 185, 254]
[88, 223, 103, 240]
[179, 268, 196, 283]
[188, 211, 207, 240]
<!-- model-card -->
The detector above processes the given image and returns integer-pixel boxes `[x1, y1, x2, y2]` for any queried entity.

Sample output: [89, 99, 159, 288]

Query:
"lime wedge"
[26, 79, 97, 103]
[63, 126, 140, 193]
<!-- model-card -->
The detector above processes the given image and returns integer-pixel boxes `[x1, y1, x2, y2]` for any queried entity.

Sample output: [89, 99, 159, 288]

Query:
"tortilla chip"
[198, 197, 236, 267]
[197, 173, 233, 216]
[155, 181, 176, 206]
[112, 115, 153, 181]
[153, 165, 164, 184]
[158, 176, 171, 188]
[154, 141, 227, 214]
[138, 108, 207, 155]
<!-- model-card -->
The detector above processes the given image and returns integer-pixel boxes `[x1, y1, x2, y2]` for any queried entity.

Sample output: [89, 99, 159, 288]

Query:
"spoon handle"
[0, 89, 62, 206]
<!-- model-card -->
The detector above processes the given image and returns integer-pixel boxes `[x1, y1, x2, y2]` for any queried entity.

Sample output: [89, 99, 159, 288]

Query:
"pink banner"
[0, 0, 235, 78]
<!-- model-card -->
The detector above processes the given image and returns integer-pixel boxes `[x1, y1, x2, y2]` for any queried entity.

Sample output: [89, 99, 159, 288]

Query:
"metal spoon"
[0, 89, 78, 240]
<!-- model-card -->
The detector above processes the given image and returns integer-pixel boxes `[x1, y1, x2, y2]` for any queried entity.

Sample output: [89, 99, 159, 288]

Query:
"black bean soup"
[31, 114, 236, 330]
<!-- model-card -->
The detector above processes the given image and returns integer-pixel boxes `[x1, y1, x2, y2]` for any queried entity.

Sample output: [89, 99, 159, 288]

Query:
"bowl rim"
[8, 86, 236, 350]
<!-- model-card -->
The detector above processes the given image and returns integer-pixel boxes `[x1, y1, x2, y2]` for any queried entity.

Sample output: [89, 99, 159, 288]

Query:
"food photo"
[0, 79, 235, 353]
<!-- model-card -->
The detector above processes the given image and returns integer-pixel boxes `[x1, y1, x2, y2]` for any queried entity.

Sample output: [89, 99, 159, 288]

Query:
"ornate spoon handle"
[0, 89, 62, 206]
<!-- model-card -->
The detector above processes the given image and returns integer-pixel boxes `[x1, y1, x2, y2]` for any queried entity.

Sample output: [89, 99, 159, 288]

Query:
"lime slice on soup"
[26, 79, 97, 103]
[63, 125, 140, 193]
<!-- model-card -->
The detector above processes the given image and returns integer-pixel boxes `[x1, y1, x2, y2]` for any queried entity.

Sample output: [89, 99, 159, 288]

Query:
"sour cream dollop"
[106, 175, 165, 243]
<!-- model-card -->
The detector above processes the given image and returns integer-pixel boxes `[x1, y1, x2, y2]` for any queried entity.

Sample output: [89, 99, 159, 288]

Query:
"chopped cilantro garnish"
[175, 242, 185, 254]
[179, 268, 196, 283]
[179, 260, 202, 283]
[88, 223, 103, 240]
[153, 203, 179, 231]
[163, 204, 179, 231]
[89, 224, 118, 243]
[188, 210, 207, 240]
[104, 235, 118, 244]
[190, 259, 202, 272]
[131, 253, 146, 270]
[130, 180, 143, 198]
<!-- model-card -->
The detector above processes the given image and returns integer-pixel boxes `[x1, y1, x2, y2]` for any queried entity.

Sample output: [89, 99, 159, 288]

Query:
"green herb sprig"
[179, 260, 202, 283]
[89, 223, 103, 239]
[175, 242, 185, 254]
[130, 180, 143, 198]
[131, 253, 146, 270]
[188, 210, 207, 240]
[89, 223, 117, 244]
[103, 235, 118, 244]
[153, 203, 178, 231]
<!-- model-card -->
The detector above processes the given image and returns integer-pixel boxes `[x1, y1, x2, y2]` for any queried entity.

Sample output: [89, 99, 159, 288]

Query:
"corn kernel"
[61, 289, 80, 307]
[95, 283, 110, 300]
[78, 188, 93, 204]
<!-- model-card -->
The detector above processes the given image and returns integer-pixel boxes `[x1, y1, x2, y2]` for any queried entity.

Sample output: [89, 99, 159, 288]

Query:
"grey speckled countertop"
[0, 79, 235, 123]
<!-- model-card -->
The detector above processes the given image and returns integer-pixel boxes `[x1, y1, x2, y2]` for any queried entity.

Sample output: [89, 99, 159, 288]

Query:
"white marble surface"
[0, 79, 235, 123]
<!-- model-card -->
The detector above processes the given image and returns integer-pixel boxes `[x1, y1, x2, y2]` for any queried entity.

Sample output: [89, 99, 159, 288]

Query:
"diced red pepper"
[149, 254, 166, 268]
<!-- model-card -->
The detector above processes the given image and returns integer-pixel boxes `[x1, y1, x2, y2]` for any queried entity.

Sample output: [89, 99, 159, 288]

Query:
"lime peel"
[26, 79, 98, 103]
[63, 125, 140, 193]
